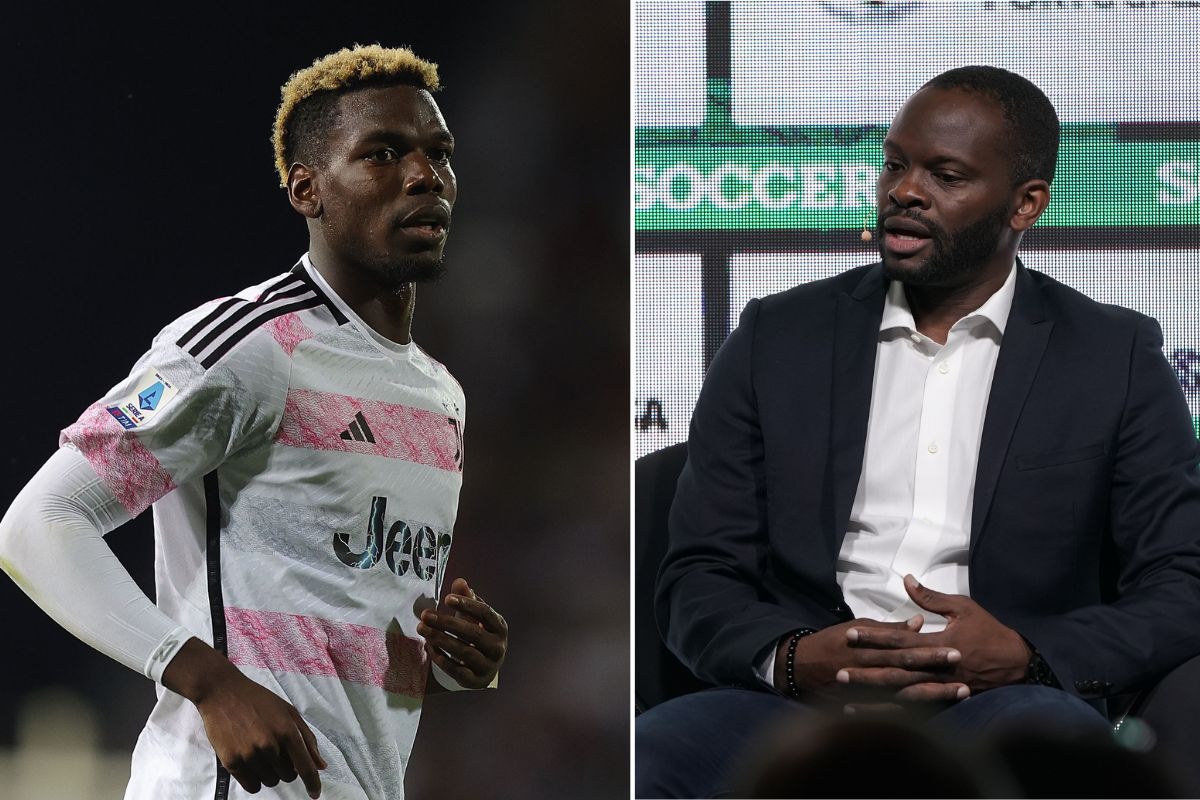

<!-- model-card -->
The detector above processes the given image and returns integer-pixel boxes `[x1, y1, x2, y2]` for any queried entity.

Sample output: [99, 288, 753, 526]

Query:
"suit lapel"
[970, 263, 1053, 556]
[831, 266, 887, 542]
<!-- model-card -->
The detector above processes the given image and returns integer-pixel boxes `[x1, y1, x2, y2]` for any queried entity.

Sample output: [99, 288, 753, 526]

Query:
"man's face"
[315, 84, 457, 288]
[875, 87, 1017, 286]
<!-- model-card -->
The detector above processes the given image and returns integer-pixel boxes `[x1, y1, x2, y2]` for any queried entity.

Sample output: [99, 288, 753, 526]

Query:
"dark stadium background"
[2, 4, 628, 798]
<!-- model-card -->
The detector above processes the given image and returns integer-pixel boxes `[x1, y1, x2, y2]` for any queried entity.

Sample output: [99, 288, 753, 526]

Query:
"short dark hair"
[273, 44, 441, 187]
[921, 65, 1059, 186]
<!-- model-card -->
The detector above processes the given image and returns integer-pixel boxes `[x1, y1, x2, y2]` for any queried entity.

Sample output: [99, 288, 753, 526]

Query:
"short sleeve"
[60, 301, 291, 517]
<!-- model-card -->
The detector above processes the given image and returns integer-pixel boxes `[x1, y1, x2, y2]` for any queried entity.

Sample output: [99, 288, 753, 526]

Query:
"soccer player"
[0, 44, 507, 799]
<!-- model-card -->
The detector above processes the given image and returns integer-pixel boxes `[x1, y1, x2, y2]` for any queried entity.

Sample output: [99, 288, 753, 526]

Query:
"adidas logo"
[339, 411, 376, 444]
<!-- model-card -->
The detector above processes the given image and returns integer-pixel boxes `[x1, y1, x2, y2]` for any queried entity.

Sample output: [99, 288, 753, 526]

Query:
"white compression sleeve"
[0, 446, 190, 682]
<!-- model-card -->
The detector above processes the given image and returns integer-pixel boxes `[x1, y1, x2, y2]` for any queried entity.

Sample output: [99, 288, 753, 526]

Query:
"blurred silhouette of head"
[733, 711, 1187, 799]
[734, 714, 1007, 798]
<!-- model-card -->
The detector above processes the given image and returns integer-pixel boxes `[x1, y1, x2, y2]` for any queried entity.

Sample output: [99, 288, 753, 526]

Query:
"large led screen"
[635, 0, 1200, 458]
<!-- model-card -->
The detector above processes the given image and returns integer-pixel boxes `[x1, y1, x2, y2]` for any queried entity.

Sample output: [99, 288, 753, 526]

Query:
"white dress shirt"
[758, 263, 1017, 686]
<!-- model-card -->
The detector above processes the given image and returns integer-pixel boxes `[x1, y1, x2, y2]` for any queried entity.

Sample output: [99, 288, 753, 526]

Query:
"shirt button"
[910, 332, 922, 344]
[927, 442, 939, 454]
[938, 362, 950, 374]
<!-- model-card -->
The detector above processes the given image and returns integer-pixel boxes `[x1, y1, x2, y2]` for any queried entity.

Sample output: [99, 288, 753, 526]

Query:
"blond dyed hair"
[272, 44, 441, 187]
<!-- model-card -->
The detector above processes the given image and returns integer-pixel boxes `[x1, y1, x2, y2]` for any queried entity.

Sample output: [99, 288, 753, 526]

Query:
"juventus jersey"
[61, 255, 465, 800]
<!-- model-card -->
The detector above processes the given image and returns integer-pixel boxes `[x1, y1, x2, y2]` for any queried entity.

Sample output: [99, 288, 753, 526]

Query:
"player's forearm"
[0, 446, 189, 680]
[160, 636, 243, 703]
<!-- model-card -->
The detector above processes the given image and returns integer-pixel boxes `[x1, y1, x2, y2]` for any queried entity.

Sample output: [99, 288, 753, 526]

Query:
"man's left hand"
[417, 577, 508, 690]
[842, 574, 1030, 697]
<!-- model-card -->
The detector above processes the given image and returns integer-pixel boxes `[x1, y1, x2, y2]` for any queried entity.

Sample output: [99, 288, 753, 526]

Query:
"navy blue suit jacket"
[656, 262, 1200, 701]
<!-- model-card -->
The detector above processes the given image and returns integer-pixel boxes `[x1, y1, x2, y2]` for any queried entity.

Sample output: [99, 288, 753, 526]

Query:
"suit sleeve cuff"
[754, 639, 781, 690]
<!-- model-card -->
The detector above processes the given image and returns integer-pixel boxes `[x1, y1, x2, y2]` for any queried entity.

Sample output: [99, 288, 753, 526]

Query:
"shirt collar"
[880, 260, 1018, 337]
[300, 252, 415, 356]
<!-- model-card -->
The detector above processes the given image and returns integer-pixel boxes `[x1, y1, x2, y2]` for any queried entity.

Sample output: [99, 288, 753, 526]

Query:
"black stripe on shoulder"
[292, 262, 350, 325]
[186, 288, 315, 359]
[203, 471, 233, 800]
[199, 296, 324, 368]
[178, 273, 305, 352]
[259, 281, 313, 304]
[176, 297, 247, 349]
[258, 273, 304, 302]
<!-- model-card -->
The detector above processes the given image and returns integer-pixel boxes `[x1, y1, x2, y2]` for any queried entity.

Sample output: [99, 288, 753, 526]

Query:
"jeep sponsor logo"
[333, 496, 452, 590]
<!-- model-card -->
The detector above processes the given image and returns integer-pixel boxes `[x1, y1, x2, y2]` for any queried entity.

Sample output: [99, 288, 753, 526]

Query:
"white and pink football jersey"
[61, 254, 465, 800]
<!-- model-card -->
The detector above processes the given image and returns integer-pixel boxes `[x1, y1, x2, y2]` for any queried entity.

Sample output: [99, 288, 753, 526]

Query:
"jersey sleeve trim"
[60, 403, 178, 517]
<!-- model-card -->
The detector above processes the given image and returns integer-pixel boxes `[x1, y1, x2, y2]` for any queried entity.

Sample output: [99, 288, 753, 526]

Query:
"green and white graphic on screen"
[634, 1, 1200, 458]
[636, 124, 1199, 230]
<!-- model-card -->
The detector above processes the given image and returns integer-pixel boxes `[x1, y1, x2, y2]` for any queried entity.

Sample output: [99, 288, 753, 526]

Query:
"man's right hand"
[162, 637, 327, 798]
[774, 617, 967, 705]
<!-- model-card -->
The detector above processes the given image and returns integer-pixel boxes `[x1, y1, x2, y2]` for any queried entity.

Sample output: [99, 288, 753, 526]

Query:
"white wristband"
[143, 626, 193, 683]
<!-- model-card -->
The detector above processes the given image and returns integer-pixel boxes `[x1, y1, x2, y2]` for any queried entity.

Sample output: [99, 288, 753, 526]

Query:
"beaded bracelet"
[785, 628, 818, 698]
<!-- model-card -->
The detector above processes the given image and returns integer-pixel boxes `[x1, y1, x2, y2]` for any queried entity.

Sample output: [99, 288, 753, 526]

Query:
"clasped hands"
[778, 575, 1031, 712]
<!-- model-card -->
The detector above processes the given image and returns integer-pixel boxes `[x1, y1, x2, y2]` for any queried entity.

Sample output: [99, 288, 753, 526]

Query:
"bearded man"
[637, 65, 1200, 798]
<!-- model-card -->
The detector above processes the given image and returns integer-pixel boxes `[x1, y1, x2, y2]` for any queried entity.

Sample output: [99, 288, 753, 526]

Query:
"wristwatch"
[1025, 645, 1061, 688]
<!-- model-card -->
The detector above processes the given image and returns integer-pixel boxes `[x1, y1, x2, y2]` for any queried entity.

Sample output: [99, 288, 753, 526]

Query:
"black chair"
[634, 442, 710, 713]
[635, 442, 1200, 794]
[1117, 651, 1200, 793]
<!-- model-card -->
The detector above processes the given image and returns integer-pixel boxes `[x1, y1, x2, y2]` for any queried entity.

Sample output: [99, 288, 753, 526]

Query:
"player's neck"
[306, 248, 416, 346]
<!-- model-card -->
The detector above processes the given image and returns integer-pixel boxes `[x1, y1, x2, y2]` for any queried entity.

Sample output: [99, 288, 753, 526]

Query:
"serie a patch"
[105, 368, 179, 430]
